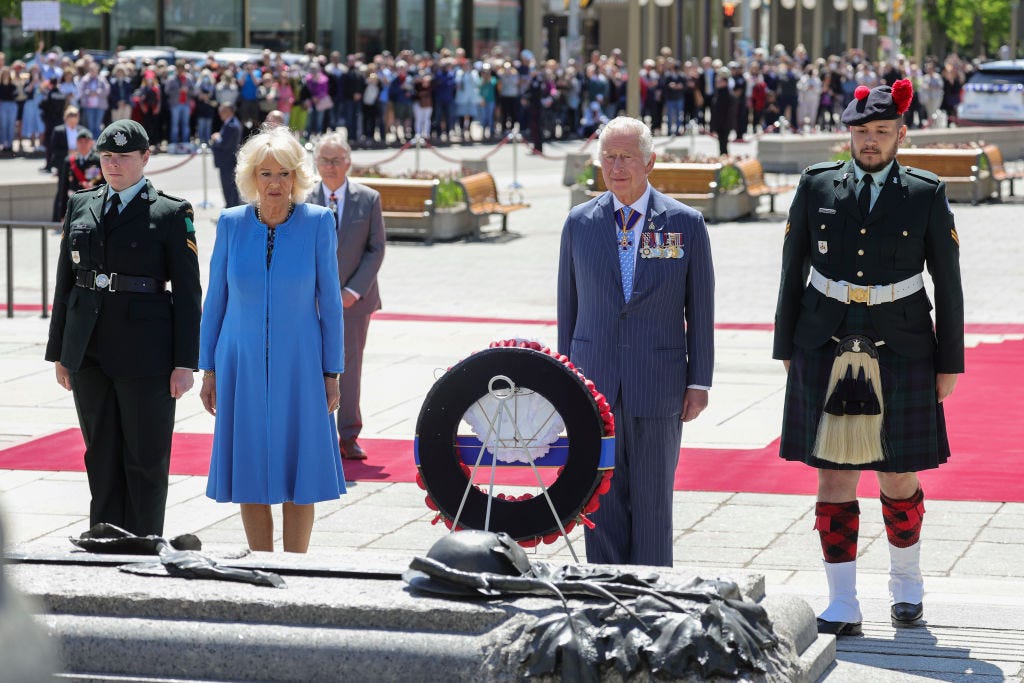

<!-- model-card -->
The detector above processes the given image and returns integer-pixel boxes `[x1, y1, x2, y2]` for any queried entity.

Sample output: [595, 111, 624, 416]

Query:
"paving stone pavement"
[0, 132, 1022, 681]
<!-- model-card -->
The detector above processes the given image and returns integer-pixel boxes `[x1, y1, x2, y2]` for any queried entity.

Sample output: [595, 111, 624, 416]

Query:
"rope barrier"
[351, 139, 416, 170]
[419, 138, 474, 165]
[478, 134, 512, 160]
[146, 152, 199, 175]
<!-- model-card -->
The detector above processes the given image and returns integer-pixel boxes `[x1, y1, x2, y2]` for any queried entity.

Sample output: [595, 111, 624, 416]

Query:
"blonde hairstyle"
[234, 126, 314, 204]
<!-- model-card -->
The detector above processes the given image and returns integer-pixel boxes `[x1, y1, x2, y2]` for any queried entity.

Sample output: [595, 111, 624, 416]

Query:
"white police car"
[957, 60, 1024, 125]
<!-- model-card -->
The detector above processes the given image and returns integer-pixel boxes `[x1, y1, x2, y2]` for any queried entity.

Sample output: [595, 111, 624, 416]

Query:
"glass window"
[165, 0, 242, 52]
[473, 0, 520, 57]
[356, 2, 384, 57]
[4, 4, 102, 58]
[111, 0, 158, 49]
[317, 0, 348, 53]
[435, 0, 464, 52]
[249, 0, 305, 52]
[397, 0, 426, 52]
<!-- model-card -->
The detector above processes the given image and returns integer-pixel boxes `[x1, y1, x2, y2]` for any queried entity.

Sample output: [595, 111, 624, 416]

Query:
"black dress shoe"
[891, 602, 924, 626]
[816, 618, 863, 636]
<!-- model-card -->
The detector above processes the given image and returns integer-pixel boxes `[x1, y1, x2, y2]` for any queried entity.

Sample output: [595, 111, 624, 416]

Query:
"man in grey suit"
[557, 116, 715, 567]
[308, 133, 386, 460]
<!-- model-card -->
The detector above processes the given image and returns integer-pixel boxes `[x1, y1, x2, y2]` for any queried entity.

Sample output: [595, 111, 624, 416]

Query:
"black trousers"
[70, 366, 175, 536]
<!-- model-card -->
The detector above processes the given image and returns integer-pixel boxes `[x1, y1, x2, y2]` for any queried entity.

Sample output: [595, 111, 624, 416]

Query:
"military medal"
[640, 232, 653, 259]
[71, 251, 80, 264]
[616, 207, 642, 252]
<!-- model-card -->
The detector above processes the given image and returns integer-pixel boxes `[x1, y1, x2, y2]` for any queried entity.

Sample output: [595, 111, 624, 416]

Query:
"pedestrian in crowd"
[163, 65, 195, 153]
[412, 69, 433, 139]
[210, 103, 242, 207]
[78, 62, 109, 138]
[274, 72, 295, 127]
[46, 106, 88, 174]
[214, 71, 239, 110]
[361, 69, 383, 144]
[107, 64, 134, 122]
[661, 60, 685, 136]
[497, 61, 521, 133]
[797, 65, 823, 131]
[773, 80, 964, 637]
[0, 67, 18, 154]
[477, 62, 498, 140]
[52, 129, 102, 222]
[20, 64, 45, 151]
[57, 68, 78, 108]
[304, 62, 331, 137]
[730, 61, 748, 141]
[308, 133, 386, 461]
[45, 119, 202, 537]
[454, 55, 480, 141]
[388, 60, 414, 142]
[193, 69, 217, 145]
[236, 61, 262, 130]
[132, 70, 162, 151]
[710, 67, 733, 156]
[557, 116, 715, 566]
[199, 125, 345, 553]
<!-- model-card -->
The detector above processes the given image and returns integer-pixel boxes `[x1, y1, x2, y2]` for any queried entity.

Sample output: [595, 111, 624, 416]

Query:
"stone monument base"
[7, 545, 835, 682]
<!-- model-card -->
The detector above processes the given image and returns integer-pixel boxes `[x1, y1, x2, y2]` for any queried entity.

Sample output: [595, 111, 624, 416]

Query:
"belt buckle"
[848, 285, 870, 304]
[94, 273, 110, 290]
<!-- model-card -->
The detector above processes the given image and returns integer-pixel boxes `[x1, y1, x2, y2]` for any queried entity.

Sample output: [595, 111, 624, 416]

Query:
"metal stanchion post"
[5, 226, 13, 318]
[197, 144, 214, 209]
[508, 125, 524, 202]
[414, 135, 422, 173]
[40, 227, 48, 318]
[688, 119, 697, 156]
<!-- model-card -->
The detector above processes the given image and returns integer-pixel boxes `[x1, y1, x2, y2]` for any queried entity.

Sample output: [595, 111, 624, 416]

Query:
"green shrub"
[435, 178, 465, 209]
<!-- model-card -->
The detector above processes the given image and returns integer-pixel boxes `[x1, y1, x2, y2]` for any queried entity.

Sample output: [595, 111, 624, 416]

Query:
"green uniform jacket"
[45, 180, 202, 376]
[772, 159, 964, 374]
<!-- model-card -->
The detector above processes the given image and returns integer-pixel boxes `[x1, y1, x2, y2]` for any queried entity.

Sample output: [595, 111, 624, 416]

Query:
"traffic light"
[892, 0, 904, 21]
[723, 2, 736, 28]
[580, 0, 593, 7]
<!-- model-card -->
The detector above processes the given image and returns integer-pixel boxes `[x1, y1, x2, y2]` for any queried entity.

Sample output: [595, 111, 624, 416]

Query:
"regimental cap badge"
[113, 132, 128, 147]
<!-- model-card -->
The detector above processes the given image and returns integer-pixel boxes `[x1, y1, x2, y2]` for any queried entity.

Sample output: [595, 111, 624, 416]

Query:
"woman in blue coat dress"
[199, 125, 346, 553]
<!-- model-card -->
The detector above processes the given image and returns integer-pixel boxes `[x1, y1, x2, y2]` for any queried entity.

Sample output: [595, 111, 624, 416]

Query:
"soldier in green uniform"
[773, 80, 964, 636]
[45, 119, 202, 537]
[52, 129, 104, 223]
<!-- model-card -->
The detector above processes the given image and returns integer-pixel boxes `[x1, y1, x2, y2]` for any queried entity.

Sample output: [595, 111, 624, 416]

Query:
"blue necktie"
[616, 207, 638, 302]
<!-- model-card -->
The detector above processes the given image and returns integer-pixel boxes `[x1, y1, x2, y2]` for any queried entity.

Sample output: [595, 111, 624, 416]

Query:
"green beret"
[76, 128, 93, 140]
[95, 120, 149, 152]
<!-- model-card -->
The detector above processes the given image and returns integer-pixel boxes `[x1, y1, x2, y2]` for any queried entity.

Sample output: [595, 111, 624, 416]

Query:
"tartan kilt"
[779, 305, 951, 472]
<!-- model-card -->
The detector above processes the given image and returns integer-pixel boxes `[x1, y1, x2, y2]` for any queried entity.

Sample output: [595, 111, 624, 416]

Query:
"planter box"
[563, 152, 592, 187]
[385, 203, 476, 244]
[713, 191, 754, 222]
[568, 184, 592, 209]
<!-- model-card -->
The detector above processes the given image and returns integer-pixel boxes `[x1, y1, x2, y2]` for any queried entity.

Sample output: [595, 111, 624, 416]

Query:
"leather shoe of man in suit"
[891, 602, 924, 627]
[340, 438, 367, 460]
[816, 618, 863, 637]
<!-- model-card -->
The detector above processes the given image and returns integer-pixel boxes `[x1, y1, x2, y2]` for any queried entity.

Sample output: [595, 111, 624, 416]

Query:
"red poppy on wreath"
[414, 338, 615, 550]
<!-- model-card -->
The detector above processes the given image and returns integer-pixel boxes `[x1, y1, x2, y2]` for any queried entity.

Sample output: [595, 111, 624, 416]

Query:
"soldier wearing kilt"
[773, 80, 964, 637]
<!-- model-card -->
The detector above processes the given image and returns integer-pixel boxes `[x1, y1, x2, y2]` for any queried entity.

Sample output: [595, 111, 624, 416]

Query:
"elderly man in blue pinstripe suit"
[558, 116, 715, 567]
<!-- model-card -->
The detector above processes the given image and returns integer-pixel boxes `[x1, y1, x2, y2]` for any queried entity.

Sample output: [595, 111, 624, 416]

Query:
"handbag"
[314, 95, 334, 112]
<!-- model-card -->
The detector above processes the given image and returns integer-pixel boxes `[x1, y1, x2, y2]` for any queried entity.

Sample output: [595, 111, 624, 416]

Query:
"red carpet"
[3, 338, 1022, 502]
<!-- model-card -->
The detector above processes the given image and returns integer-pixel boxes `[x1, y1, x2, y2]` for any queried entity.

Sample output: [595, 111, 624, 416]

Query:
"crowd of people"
[0, 40, 981, 164]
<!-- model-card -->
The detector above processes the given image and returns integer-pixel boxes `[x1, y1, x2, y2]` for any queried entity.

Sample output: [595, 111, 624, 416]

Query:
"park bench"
[895, 148, 994, 205]
[352, 177, 439, 242]
[457, 172, 529, 234]
[589, 162, 752, 221]
[590, 163, 720, 216]
[981, 144, 1024, 200]
[735, 158, 796, 214]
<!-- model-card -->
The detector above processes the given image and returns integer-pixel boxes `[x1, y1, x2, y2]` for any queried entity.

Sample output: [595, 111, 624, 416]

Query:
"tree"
[920, 0, 1013, 59]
